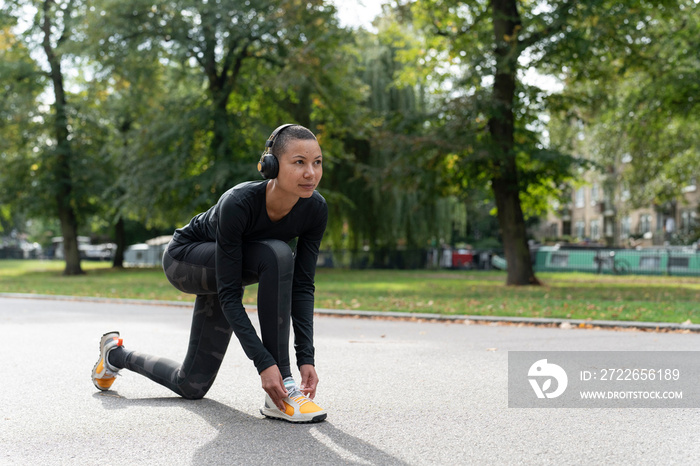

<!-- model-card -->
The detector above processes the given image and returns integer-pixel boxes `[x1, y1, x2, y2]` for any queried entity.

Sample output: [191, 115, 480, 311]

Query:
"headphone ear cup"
[258, 153, 279, 179]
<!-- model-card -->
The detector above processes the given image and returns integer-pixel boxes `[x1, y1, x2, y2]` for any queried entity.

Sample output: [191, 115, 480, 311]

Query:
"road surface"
[1, 297, 699, 465]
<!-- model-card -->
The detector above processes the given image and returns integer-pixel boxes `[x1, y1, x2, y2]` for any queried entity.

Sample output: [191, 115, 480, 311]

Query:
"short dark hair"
[270, 125, 317, 157]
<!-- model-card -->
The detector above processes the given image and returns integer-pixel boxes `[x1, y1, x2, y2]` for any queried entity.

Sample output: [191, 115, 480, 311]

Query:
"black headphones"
[257, 123, 295, 179]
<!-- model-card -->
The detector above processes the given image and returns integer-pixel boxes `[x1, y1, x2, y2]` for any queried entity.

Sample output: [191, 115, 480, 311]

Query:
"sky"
[330, 0, 386, 30]
[328, 1, 562, 93]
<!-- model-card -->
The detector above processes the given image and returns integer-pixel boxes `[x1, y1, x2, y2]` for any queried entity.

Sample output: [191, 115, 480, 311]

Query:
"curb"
[2, 292, 699, 332]
[0, 292, 194, 308]
[314, 308, 700, 332]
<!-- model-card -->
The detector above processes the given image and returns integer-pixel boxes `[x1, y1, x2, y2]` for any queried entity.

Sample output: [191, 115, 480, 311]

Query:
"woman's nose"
[304, 166, 316, 178]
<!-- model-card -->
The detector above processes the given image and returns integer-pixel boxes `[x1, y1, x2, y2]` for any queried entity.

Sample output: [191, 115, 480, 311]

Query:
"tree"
[83, 0, 350, 221]
[0, 0, 96, 274]
[549, 0, 699, 214]
[315, 19, 462, 267]
[390, 0, 685, 284]
[39, 0, 88, 274]
[85, 0, 416, 261]
[78, 13, 172, 267]
[0, 21, 44, 233]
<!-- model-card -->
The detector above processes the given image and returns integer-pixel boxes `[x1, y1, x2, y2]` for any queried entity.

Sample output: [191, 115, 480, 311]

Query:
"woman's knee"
[177, 380, 215, 400]
[254, 239, 294, 273]
[180, 390, 208, 400]
[241, 240, 294, 288]
[163, 247, 217, 295]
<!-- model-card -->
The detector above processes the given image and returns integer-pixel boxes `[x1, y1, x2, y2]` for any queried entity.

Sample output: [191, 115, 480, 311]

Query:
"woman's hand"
[260, 365, 287, 411]
[299, 364, 319, 399]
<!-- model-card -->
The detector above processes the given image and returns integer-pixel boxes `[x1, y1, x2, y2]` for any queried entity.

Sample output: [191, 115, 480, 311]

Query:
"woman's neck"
[265, 180, 299, 222]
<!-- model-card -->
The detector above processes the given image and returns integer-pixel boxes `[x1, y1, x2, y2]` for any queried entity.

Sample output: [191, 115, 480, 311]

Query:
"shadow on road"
[94, 392, 406, 465]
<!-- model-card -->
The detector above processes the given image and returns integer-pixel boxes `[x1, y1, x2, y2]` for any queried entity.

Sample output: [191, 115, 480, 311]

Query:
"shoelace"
[286, 386, 312, 407]
[289, 392, 312, 407]
[103, 367, 120, 377]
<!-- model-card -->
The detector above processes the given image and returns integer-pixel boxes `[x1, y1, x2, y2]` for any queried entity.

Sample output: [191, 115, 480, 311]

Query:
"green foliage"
[547, 0, 698, 208]
[1, 0, 698, 265]
[320, 19, 460, 253]
[400, 0, 592, 211]
[0, 18, 47, 222]
[81, 0, 369, 228]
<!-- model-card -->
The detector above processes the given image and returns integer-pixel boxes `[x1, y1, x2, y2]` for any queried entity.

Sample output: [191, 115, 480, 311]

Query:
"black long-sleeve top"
[172, 180, 328, 373]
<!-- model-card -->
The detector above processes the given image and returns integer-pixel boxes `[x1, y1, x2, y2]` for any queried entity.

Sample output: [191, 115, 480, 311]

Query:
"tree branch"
[517, 0, 573, 52]
[56, 0, 74, 47]
[430, 3, 489, 38]
[219, 41, 254, 99]
[200, 9, 219, 88]
[220, 36, 242, 84]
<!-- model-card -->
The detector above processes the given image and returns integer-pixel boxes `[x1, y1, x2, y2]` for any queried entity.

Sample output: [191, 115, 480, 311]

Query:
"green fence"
[533, 246, 700, 276]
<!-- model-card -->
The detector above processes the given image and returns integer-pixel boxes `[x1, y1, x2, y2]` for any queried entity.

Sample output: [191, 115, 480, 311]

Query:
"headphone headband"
[264, 123, 295, 152]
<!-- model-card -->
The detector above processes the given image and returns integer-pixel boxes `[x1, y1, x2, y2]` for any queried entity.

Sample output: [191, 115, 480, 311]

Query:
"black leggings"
[109, 239, 294, 400]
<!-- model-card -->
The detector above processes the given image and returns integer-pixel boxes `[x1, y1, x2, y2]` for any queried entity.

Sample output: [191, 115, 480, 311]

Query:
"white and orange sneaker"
[91, 331, 123, 391]
[260, 377, 327, 423]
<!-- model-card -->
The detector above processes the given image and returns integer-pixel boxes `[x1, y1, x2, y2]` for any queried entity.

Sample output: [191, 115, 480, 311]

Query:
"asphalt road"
[2, 296, 700, 465]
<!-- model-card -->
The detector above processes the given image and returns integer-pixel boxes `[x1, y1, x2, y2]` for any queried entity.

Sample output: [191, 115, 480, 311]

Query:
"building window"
[590, 220, 600, 240]
[604, 218, 614, 237]
[639, 214, 652, 234]
[620, 216, 631, 239]
[575, 221, 586, 239]
[681, 210, 698, 232]
[562, 221, 571, 236]
[575, 188, 585, 208]
[591, 183, 599, 206]
[681, 211, 690, 231]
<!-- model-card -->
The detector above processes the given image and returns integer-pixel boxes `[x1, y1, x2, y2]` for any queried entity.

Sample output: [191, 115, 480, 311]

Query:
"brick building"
[534, 176, 700, 248]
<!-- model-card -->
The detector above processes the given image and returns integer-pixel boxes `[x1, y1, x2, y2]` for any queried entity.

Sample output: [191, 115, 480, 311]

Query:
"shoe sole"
[259, 408, 327, 423]
[92, 331, 119, 391]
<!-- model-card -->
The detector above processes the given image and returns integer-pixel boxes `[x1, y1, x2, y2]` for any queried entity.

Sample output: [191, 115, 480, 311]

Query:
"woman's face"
[275, 138, 323, 198]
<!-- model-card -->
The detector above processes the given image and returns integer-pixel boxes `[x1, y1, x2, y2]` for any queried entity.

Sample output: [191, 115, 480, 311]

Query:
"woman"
[92, 124, 328, 423]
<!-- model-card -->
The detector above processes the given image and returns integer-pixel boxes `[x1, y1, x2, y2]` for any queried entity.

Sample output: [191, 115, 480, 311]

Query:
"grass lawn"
[1, 260, 700, 324]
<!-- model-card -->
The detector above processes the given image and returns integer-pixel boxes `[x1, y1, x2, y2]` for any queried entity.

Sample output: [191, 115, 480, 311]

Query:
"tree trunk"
[285, 83, 313, 128]
[57, 203, 83, 275]
[489, 0, 539, 285]
[211, 92, 230, 162]
[112, 216, 125, 268]
[41, 0, 83, 276]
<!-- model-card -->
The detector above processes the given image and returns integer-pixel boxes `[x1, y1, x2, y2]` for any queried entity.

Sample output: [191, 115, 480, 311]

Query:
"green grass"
[2, 260, 700, 323]
[0, 260, 188, 301]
